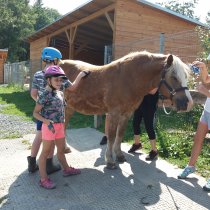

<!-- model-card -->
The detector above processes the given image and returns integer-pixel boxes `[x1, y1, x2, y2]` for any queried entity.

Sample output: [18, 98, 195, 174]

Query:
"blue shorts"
[200, 110, 210, 130]
[36, 120, 43, 131]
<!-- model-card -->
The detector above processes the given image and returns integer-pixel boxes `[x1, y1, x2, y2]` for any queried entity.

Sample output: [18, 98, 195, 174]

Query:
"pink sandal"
[63, 166, 81, 177]
[39, 178, 56, 189]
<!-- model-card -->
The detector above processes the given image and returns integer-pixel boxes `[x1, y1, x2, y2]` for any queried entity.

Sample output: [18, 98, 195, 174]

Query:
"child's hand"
[192, 61, 207, 73]
[196, 83, 207, 95]
[45, 120, 55, 133]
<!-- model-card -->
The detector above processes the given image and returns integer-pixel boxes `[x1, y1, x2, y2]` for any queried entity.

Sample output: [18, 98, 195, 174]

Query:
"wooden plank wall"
[114, 0, 200, 62]
[60, 47, 103, 64]
[30, 37, 48, 73]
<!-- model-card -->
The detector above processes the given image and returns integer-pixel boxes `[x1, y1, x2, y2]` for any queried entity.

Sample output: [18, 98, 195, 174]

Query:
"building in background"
[0, 49, 8, 84]
[26, 0, 207, 74]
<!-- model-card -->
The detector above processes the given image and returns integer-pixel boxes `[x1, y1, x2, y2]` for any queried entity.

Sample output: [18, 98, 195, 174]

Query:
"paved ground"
[0, 127, 210, 210]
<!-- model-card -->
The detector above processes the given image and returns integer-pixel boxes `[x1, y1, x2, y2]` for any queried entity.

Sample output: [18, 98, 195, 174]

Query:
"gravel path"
[0, 112, 35, 139]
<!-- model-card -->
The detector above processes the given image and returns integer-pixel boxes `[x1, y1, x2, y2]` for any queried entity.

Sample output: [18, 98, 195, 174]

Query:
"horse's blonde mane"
[168, 55, 190, 86]
[121, 51, 190, 87]
[118, 51, 152, 61]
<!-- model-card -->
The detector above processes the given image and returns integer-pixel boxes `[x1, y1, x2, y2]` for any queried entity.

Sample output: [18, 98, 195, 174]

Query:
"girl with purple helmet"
[33, 65, 88, 189]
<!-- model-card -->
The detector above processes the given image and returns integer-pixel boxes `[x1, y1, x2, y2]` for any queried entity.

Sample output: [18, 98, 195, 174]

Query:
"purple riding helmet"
[45, 65, 67, 79]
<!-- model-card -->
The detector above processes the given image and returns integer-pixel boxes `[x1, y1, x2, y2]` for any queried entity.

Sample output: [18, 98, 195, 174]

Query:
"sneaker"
[100, 136, 107, 145]
[39, 178, 56, 189]
[63, 167, 81, 177]
[128, 143, 142, 153]
[177, 165, 195, 179]
[145, 150, 158, 161]
[203, 178, 210, 192]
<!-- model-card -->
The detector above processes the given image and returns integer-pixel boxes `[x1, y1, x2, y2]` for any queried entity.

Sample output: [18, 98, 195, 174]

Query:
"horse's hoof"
[106, 162, 117, 170]
[116, 156, 126, 163]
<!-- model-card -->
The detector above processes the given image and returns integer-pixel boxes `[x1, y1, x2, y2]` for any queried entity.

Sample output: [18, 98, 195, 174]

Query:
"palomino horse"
[61, 51, 193, 169]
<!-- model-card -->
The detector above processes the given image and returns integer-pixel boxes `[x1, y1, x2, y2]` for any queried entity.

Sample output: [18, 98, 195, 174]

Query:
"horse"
[60, 51, 193, 169]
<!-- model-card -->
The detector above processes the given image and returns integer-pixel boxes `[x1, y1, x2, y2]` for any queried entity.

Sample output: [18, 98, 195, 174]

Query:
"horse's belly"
[67, 95, 107, 115]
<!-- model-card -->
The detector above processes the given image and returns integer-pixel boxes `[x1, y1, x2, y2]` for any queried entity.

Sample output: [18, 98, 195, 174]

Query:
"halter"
[158, 64, 188, 100]
[158, 64, 189, 115]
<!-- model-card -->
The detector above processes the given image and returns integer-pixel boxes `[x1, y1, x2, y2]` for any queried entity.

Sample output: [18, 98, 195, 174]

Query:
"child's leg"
[55, 137, 81, 176]
[54, 138, 69, 169]
[31, 130, 42, 157]
[39, 140, 54, 180]
[54, 123, 81, 176]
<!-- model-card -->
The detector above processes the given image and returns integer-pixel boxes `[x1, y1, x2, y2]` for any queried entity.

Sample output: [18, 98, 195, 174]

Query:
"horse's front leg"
[105, 114, 118, 169]
[114, 114, 131, 163]
[64, 105, 74, 130]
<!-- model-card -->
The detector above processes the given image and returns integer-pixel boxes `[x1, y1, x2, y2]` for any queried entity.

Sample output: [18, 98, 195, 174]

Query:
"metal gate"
[4, 61, 31, 87]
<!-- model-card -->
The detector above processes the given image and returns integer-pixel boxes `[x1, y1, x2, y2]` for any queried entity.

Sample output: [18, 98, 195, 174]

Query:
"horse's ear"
[167, 55, 173, 66]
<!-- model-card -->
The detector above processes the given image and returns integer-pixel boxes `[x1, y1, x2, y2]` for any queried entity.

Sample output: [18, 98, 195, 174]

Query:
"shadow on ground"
[1, 128, 210, 210]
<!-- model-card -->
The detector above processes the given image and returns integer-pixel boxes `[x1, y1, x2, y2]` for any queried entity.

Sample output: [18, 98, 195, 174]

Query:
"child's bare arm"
[66, 71, 90, 92]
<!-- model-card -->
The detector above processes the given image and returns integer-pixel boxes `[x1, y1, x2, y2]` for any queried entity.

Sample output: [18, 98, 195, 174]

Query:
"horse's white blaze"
[185, 89, 193, 111]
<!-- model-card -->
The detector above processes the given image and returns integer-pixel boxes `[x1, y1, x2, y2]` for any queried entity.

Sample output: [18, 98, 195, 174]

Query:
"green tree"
[0, 0, 61, 62]
[32, 1, 61, 31]
[158, 1, 209, 59]
[206, 11, 210, 26]
[195, 10, 210, 60]
[158, 0, 199, 20]
[0, 0, 35, 62]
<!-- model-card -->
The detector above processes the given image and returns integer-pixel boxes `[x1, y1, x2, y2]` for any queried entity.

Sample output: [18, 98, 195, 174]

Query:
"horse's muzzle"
[175, 97, 192, 112]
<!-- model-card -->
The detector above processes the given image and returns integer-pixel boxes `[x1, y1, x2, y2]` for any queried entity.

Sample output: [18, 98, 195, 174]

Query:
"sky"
[30, 0, 209, 23]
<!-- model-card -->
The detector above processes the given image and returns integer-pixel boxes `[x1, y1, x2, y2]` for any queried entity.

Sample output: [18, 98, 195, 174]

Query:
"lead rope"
[161, 99, 173, 115]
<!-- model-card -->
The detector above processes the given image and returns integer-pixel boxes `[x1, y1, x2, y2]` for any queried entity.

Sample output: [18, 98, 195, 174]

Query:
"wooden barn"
[0, 49, 8, 84]
[26, 0, 206, 72]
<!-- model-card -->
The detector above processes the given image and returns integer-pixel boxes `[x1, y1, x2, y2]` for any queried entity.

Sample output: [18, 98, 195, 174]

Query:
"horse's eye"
[172, 76, 178, 82]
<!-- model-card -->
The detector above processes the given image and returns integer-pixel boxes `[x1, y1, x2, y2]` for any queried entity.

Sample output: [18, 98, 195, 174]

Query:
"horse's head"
[158, 54, 193, 112]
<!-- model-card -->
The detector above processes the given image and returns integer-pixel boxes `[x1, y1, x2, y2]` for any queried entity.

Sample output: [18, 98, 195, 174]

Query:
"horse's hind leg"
[105, 113, 118, 169]
[114, 114, 131, 163]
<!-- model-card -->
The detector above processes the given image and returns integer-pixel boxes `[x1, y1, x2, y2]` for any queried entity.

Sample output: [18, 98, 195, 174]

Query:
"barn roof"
[26, 0, 206, 43]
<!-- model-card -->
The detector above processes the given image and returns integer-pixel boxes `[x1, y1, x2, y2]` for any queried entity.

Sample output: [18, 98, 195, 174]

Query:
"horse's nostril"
[176, 97, 189, 110]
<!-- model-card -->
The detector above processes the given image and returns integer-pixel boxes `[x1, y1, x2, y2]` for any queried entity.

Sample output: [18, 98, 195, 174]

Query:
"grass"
[0, 84, 35, 121]
[0, 84, 209, 178]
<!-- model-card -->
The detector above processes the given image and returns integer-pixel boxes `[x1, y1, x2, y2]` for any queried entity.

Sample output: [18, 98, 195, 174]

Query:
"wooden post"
[66, 27, 77, 59]
[94, 45, 113, 128]
[160, 33, 165, 54]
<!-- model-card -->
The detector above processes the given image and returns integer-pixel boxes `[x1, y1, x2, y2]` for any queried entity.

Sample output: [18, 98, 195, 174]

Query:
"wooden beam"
[65, 29, 70, 43]
[105, 12, 114, 31]
[47, 36, 51, 46]
[46, 4, 115, 38]
[71, 4, 115, 27]
[68, 27, 78, 59]
[71, 26, 77, 43]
